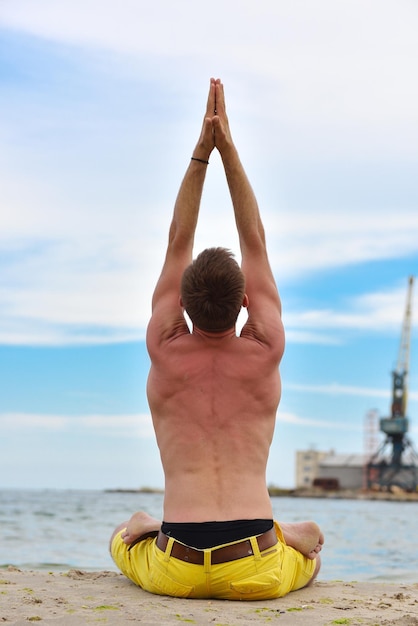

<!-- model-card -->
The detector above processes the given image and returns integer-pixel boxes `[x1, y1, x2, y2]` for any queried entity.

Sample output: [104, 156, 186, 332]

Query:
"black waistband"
[160, 519, 273, 549]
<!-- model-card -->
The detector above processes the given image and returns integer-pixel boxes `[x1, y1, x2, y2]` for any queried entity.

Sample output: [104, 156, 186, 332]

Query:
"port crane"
[366, 276, 418, 491]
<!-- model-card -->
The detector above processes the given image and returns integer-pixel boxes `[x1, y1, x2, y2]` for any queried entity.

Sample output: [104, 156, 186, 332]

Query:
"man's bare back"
[147, 324, 284, 522]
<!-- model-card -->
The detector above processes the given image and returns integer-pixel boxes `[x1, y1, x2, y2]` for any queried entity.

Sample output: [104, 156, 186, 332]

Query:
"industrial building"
[295, 449, 329, 488]
[295, 449, 365, 490]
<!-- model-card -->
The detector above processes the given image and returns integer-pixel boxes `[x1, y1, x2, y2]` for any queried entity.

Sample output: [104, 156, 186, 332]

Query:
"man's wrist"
[192, 147, 211, 162]
[219, 143, 239, 166]
[191, 156, 209, 165]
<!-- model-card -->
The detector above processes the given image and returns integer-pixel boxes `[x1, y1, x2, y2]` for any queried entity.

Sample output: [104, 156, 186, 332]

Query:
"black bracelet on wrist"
[191, 157, 209, 165]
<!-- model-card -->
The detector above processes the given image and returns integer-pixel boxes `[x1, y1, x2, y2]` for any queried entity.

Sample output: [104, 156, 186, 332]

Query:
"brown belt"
[156, 526, 277, 565]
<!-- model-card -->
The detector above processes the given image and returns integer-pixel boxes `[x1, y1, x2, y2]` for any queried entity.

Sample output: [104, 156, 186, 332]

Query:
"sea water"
[1, 489, 417, 582]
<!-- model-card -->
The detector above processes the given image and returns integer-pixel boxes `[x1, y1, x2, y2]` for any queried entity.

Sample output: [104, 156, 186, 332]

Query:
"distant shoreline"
[105, 486, 418, 502]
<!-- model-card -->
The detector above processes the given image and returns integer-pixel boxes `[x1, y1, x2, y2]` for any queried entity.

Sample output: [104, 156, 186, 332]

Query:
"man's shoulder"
[146, 311, 190, 350]
[239, 314, 284, 352]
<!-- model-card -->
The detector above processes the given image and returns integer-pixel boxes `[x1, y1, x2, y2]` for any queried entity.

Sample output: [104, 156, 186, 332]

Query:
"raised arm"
[213, 81, 282, 340]
[148, 80, 217, 343]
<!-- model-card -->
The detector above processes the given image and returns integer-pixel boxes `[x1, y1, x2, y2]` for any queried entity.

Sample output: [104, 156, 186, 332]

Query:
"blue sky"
[1, 0, 417, 490]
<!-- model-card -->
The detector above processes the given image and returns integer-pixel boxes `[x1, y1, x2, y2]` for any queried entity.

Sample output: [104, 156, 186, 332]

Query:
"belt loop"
[204, 549, 211, 573]
[163, 536, 175, 562]
[250, 536, 261, 560]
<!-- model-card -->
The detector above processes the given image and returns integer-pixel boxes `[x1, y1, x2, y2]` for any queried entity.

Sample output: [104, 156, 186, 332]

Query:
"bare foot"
[279, 521, 324, 559]
[121, 511, 161, 545]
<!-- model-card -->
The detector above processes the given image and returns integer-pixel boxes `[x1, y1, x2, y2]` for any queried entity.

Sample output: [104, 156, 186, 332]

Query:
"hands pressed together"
[192, 78, 235, 163]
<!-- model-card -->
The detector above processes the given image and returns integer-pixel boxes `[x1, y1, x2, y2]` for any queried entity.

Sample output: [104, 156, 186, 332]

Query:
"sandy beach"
[1, 567, 418, 625]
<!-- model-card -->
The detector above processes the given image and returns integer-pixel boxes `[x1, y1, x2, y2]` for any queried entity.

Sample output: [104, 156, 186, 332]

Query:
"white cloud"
[79, 414, 155, 438]
[1, 207, 417, 346]
[2, 0, 417, 146]
[0, 412, 155, 438]
[269, 210, 418, 280]
[285, 383, 418, 417]
[284, 280, 418, 338]
[1, 0, 417, 346]
[286, 382, 391, 400]
[0, 414, 68, 431]
[277, 411, 363, 431]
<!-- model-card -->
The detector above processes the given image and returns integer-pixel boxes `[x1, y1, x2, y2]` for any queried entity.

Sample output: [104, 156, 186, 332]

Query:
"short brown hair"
[181, 247, 245, 332]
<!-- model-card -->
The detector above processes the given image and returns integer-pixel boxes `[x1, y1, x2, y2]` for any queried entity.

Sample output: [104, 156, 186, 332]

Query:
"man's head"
[180, 247, 246, 332]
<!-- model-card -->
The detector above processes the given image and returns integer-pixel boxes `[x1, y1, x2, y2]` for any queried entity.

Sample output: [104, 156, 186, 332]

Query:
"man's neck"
[193, 326, 236, 339]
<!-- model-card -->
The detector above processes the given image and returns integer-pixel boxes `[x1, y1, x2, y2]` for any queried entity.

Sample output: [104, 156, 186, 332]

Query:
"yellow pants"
[111, 521, 316, 600]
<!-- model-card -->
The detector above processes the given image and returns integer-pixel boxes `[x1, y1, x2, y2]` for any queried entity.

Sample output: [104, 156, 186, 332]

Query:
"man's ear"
[179, 296, 184, 308]
[242, 294, 249, 308]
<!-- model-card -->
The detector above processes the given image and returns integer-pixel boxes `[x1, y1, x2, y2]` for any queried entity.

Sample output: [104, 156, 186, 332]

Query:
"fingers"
[211, 78, 233, 153]
[203, 116, 214, 135]
[201, 116, 214, 147]
[205, 78, 216, 117]
[212, 115, 223, 136]
[196, 78, 227, 155]
[214, 79, 225, 116]
[206, 78, 224, 117]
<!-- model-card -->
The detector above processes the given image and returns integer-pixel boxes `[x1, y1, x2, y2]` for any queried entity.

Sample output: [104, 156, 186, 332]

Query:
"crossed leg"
[279, 520, 324, 585]
[110, 512, 324, 585]
[109, 511, 160, 551]
[279, 520, 324, 559]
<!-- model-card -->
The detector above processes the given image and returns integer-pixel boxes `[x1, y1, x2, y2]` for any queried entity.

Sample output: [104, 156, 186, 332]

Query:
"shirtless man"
[110, 78, 323, 600]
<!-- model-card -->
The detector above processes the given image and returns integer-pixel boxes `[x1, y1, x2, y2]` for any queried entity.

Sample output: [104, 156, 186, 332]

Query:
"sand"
[1, 567, 418, 625]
